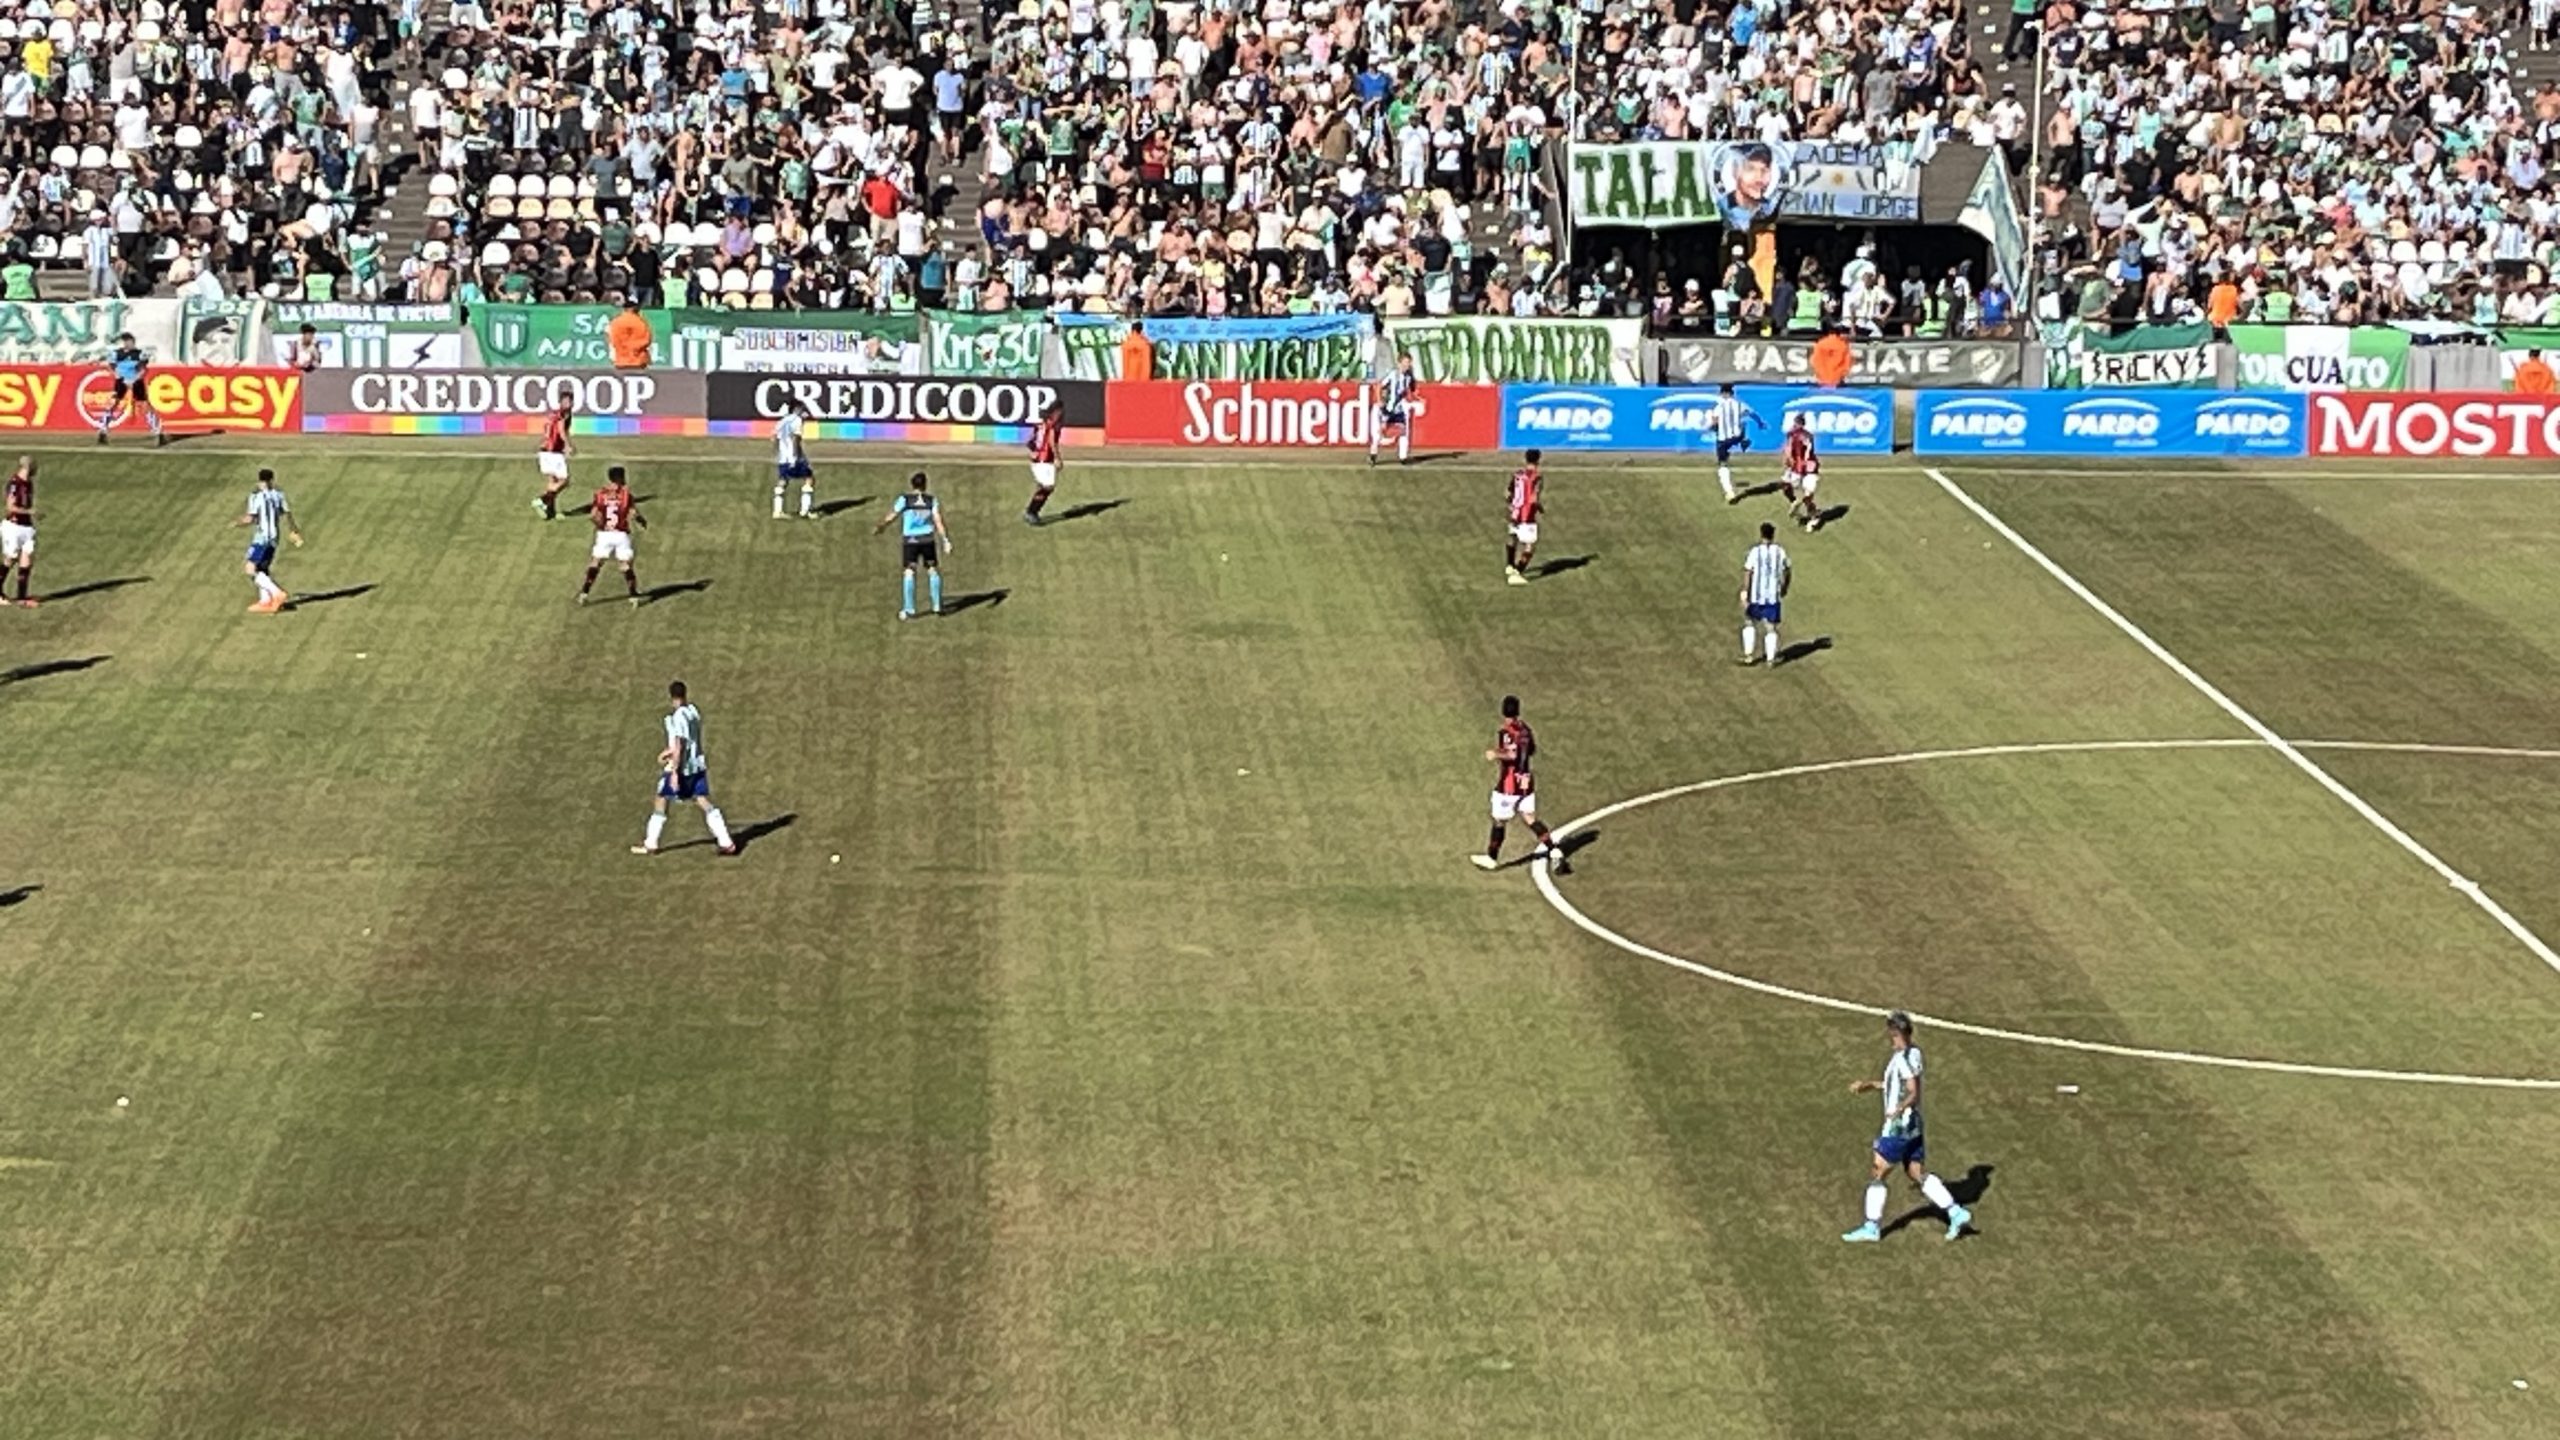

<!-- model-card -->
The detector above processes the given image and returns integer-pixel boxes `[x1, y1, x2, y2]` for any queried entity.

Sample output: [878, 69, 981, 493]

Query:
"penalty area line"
[1922, 466, 2560, 982]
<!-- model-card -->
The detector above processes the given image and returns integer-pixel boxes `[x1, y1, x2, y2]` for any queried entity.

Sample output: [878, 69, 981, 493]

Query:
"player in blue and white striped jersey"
[634, 679, 737, 856]
[1369, 353, 1420, 467]
[1738, 521, 1789, 667]
[1842, 1011, 1973, 1244]
[772, 401, 815, 520]
[1707, 383, 1764, 503]
[230, 469, 302, 613]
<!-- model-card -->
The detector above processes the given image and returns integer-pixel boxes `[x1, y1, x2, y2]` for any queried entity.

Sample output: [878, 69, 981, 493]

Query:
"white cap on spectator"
[175, 125, 200, 148]
[443, 67, 468, 91]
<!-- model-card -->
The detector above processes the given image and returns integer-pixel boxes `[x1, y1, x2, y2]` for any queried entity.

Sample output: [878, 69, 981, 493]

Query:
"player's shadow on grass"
[1500, 828, 1601, 871]
[812, 495, 874, 518]
[943, 588, 1008, 616]
[667, 812, 796, 855]
[1813, 502, 1852, 528]
[285, 584, 376, 610]
[1735, 481, 1791, 502]
[1401, 450, 1465, 466]
[0, 655, 109, 686]
[0, 884, 40, 908]
[40, 575, 148, 604]
[1882, 1163, 1994, 1239]
[1047, 498, 1127, 525]
[1775, 636, 1834, 666]
[566, 494, 656, 518]
[636, 578, 714, 606]
[1531, 554, 1595, 579]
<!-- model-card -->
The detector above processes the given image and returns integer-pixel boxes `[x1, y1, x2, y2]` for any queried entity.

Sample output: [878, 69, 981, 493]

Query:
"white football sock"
[1764, 630, 1780, 665]
[772, 481, 785, 517]
[643, 813, 667, 850]
[1717, 464, 1734, 497]
[1920, 1173, 1957, 1211]
[799, 482, 814, 516]
[254, 574, 280, 600]
[1863, 1183, 1888, 1224]
[705, 807, 734, 847]
[1740, 623, 1755, 658]
[1397, 431, 1410, 459]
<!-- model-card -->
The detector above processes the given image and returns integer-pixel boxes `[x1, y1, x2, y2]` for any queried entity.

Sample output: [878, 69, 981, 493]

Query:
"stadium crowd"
[0, 0, 2551, 334]
[0, 0, 399, 301]
[2028, 0, 2552, 328]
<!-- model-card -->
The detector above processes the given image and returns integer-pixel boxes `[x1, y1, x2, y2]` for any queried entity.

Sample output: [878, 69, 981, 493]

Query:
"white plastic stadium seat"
[752, 221, 776, 247]
[488, 174, 517, 199]
[78, 143, 109, 169]
[749, 292, 775, 310]
[719, 267, 750, 296]
[27, 236, 56, 260]
[429, 172, 460, 199]
[547, 175, 575, 200]
[692, 265, 721, 296]
[750, 266, 775, 295]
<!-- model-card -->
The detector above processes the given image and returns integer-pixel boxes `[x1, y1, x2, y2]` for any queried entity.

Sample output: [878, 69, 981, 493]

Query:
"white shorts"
[0, 520, 30, 560]
[1491, 789, 1537, 823]
[1030, 460, 1057, 489]
[591, 530, 633, 563]
[1787, 468, 1818, 495]
[1511, 522, 1539, 546]
[538, 451, 570, 481]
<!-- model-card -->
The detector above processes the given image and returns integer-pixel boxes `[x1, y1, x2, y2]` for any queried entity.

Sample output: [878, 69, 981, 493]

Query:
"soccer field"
[4, 438, 2558, 1439]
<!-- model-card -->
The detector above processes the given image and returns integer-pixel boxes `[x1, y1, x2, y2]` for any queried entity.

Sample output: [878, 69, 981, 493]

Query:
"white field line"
[1924, 466, 2560, 981]
[1530, 737, 2560, 1089]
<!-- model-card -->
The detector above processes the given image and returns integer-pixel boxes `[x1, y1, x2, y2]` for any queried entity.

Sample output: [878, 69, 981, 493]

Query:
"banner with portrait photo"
[1569, 141, 1922, 230]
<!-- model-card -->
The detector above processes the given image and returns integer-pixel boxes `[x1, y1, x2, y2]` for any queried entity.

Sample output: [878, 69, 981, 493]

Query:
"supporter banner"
[2231, 325, 2408, 392]
[707, 311, 918, 374]
[299, 368, 710, 436]
[0, 363, 301, 433]
[1103, 380, 1501, 449]
[2044, 322, 2215, 388]
[924, 309, 1045, 377]
[0, 299, 180, 365]
[1385, 317, 1644, 386]
[1915, 390, 2306, 457]
[270, 300, 467, 369]
[1500, 384, 1893, 454]
[468, 303, 733, 371]
[2493, 327, 2560, 381]
[1569, 141, 1921, 228]
[172, 298, 263, 365]
[2308, 393, 2560, 458]
[1661, 336, 2023, 388]
[705, 373, 1102, 441]
[1055, 314, 1373, 381]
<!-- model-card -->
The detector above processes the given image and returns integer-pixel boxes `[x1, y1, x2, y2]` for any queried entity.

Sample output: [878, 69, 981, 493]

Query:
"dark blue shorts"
[1716, 435, 1749, 462]
[659, 769, 711, 801]
[778, 460, 812, 480]
[1745, 601, 1781, 624]
[1874, 1132, 1926, 1166]
[246, 542, 276, 572]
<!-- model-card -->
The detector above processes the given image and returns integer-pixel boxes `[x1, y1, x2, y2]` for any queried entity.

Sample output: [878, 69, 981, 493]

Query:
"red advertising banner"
[0, 364, 304, 434]
[2309, 392, 2560, 458]
[1104, 380, 1501, 449]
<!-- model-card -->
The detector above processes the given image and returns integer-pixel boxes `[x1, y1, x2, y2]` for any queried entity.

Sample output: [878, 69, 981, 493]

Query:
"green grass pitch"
[4, 437, 2559, 1438]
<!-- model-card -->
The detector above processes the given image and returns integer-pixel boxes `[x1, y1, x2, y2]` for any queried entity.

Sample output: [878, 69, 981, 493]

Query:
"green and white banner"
[2044, 321, 2216, 388]
[923, 309, 1046, 377]
[1569, 141, 1921, 229]
[172, 298, 264, 365]
[270, 300, 463, 368]
[2494, 326, 2560, 381]
[703, 310, 917, 373]
[2231, 325, 2408, 391]
[1384, 316, 1646, 385]
[0, 299, 175, 364]
[1054, 314, 1373, 381]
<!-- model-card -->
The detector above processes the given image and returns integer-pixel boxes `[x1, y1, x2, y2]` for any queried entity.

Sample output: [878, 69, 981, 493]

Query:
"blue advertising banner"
[1498, 384, 1894, 453]
[1913, 390, 2308, 458]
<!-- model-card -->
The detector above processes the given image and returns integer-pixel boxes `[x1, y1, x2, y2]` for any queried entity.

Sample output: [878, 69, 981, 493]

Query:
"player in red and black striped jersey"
[1781, 416, 1824, 531]
[1471, 694, 1569, 873]
[532, 399, 575, 519]
[1503, 450, 1544, 586]
[1, 456, 35, 607]
[1023, 399, 1064, 525]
